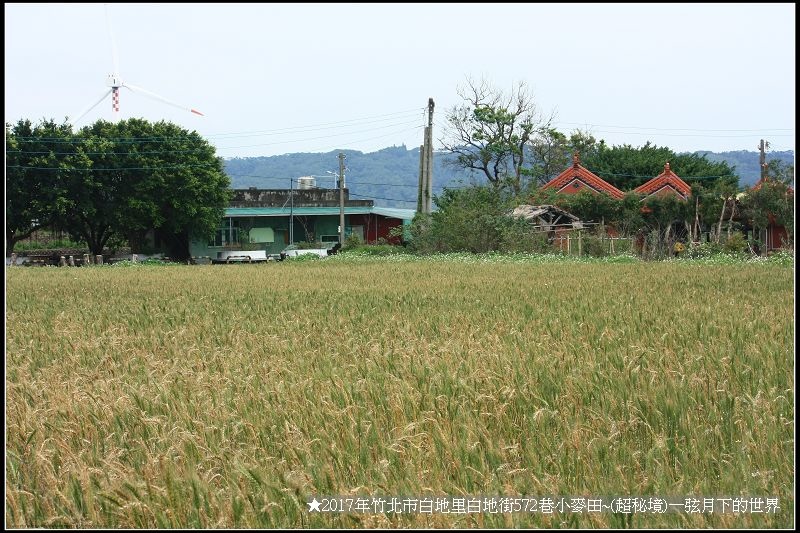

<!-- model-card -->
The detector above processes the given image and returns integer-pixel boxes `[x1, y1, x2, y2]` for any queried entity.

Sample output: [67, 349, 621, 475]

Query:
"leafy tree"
[551, 190, 621, 228]
[62, 119, 230, 259]
[741, 180, 794, 248]
[410, 185, 536, 253]
[764, 159, 795, 186]
[527, 128, 569, 185]
[58, 120, 132, 257]
[134, 120, 230, 259]
[7, 118, 230, 259]
[5, 119, 86, 255]
[576, 141, 738, 191]
[441, 78, 553, 194]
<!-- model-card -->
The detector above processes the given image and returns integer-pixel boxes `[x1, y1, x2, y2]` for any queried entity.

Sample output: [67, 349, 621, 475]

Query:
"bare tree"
[440, 77, 553, 194]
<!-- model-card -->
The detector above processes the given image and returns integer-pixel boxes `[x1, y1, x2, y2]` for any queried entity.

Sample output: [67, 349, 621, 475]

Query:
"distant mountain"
[692, 150, 794, 186]
[223, 145, 480, 209]
[223, 146, 794, 208]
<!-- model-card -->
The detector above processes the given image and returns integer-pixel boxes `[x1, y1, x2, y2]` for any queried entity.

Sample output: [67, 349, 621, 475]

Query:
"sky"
[5, 3, 796, 160]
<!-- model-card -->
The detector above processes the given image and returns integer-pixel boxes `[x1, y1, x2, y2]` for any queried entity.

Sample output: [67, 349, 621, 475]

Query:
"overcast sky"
[5, 3, 796, 159]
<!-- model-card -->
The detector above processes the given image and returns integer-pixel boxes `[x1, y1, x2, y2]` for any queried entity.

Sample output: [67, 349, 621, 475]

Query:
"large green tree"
[6, 118, 231, 259]
[5, 119, 85, 255]
[62, 119, 230, 259]
[574, 140, 739, 191]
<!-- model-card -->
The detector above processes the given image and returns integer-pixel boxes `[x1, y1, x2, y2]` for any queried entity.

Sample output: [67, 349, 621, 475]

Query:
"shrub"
[722, 232, 747, 254]
[341, 244, 410, 257]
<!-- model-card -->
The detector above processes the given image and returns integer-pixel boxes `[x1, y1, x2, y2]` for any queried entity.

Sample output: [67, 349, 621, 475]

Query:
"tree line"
[6, 118, 231, 259]
[411, 78, 794, 256]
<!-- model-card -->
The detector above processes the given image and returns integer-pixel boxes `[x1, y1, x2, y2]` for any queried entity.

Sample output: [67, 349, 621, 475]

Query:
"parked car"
[278, 242, 340, 260]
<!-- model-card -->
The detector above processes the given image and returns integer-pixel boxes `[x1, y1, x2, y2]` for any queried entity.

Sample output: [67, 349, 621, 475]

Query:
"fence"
[554, 233, 634, 257]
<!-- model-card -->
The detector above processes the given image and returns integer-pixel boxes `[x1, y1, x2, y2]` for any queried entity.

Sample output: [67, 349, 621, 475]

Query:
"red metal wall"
[349, 214, 404, 244]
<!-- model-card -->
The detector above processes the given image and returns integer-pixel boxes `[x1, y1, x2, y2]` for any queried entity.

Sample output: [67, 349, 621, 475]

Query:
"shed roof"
[542, 153, 625, 199]
[511, 204, 584, 229]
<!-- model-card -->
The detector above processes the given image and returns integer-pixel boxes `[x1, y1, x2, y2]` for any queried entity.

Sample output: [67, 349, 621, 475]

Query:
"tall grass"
[5, 258, 794, 527]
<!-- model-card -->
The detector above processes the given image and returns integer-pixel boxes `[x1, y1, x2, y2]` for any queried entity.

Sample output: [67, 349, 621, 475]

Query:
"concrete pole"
[417, 145, 425, 213]
[424, 98, 435, 214]
[338, 152, 346, 245]
[289, 177, 294, 244]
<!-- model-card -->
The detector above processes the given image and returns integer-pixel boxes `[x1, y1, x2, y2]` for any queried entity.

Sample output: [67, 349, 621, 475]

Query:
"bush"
[723, 232, 748, 254]
[295, 241, 326, 250]
[684, 239, 751, 260]
[410, 185, 550, 255]
[343, 233, 362, 250]
[341, 244, 410, 256]
[14, 238, 86, 252]
[581, 235, 609, 258]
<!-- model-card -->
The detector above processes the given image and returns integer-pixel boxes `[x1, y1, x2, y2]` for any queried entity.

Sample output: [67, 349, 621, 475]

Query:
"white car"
[279, 243, 340, 260]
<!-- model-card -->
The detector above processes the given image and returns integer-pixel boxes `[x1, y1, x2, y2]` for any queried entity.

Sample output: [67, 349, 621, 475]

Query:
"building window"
[208, 219, 239, 247]
[249, 227, 274, 243]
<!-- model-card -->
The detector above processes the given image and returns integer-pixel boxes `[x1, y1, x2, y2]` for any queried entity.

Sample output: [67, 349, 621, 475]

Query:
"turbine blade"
[105, 3, 120, 74]
[123, 83, 204, 116]
[71, 88, 113, 126]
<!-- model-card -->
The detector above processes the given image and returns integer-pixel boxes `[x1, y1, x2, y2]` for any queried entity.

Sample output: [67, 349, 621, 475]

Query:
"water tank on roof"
[297, 176, 316, 190]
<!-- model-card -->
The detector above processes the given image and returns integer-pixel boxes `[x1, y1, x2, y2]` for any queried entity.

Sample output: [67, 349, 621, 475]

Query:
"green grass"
[5, 257, 794, 527]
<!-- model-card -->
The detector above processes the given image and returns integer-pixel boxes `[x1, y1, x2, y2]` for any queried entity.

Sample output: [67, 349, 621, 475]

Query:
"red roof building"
[633, 162, 692, 200]
[542, 153, 625, 199]
[749, 176, 793, 251]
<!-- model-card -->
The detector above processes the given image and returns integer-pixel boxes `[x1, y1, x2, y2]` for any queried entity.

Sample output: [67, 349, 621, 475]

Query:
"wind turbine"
[70, 5, 204, 125]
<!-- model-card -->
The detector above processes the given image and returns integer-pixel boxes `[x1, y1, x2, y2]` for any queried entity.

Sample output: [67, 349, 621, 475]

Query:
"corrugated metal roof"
[224, 206, 416, 220]
[371, 207, 416, 220]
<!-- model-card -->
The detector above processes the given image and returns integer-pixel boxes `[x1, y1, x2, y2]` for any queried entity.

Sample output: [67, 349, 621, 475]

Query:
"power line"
[553, 121, 794, 133]
[12, 117, 419, 146]
[205, 110, 425, 140]
[348, 191, 416, 205]
[213, 119, 421, 151]
[6, 162, 219, 171]
[7, 148, 214, 156]
[588, 130, 794, 139]
[7, 126, 424, 171]
[591, 170, 737, 180]
[9, 122, 422, 155]
[10, 107, 425, 142]
[218, 125, 424, 156]
[433, 119, 795, 139]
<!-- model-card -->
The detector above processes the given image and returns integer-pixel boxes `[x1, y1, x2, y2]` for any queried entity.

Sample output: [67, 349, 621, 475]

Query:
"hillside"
[693, 150, 794, 186]
[223, 146, 794, 208]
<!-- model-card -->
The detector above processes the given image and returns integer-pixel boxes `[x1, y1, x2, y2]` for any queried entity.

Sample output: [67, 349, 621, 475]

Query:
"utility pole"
[417, 144, 425, 213]
[758, 139, 770, 181]
[418, 98, 435, 214]
[338, 152, 346, 245]
[425, 98, 434, 214]
[289, 177, 294, 244]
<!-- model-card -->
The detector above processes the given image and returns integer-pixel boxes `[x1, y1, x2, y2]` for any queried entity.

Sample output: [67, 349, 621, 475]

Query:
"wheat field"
[5, 257, 794, 527]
